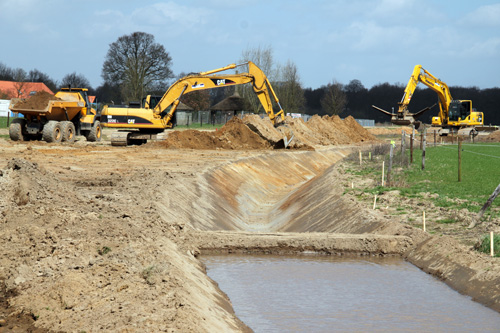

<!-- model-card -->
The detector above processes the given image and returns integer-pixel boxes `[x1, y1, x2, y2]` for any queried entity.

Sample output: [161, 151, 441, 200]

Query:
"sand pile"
[482, 130, 500, 142]
[163, 114, 377, 150]
[367, 126, 413, 136]
[162, 117, 271, 150]
[11, 91, 61, 110]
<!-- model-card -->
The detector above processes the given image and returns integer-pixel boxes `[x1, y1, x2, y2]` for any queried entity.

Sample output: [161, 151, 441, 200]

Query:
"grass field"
[346, 141, 500, 218]
[0, 116, 10, 128]
[399, 143, 500, 209]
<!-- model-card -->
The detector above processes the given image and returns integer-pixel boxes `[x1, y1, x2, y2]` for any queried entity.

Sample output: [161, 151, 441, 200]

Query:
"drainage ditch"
[203, 254, 500, 332]
[184, 148, 500, 315]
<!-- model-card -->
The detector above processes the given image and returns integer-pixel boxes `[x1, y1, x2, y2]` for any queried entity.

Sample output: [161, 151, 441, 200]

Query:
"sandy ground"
[0, 122, 499, 332]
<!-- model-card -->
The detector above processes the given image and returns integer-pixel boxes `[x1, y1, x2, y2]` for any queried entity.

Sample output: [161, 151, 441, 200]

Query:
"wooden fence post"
[469, 183, 500, 228]
[410, 134, 414, 164]
[401, 130, 406, 166]
[387, 144, 394, 186]
[458, 137, 462, 182]
[381, 161, 385, 187]
[422, 126, 427, 170]
[423, 211, 426, 232]
[420, 130, 423, 150]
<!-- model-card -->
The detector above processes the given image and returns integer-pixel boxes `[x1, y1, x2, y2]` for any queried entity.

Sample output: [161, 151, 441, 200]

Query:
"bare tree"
[102, 32, 173, 102]
[181, 90, 210, 111]
[275, 60, 305, 113]
[60, 72, 91, 90]
[239, 45, 276, 113]
[12, 68, 28, 98]
[0, 62, 14, 81]
[29, 69, 57, 92]
[321, 80, 347, 116]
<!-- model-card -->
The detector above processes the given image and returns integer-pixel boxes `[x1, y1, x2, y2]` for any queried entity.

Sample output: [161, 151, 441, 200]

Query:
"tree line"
[1, 31, 499, 125]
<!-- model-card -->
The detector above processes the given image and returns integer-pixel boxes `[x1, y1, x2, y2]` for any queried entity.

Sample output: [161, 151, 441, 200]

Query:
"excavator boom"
[153, 62, 285, 129]
[101, 61, 287, 146]
[373, 64, 488, 135]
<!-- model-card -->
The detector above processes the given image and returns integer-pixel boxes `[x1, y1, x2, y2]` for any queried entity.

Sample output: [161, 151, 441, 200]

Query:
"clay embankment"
[180, 150, 500, 313]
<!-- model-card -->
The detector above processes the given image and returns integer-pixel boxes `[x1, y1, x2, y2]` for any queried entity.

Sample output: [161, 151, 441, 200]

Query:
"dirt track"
[0, 122, 499, 331]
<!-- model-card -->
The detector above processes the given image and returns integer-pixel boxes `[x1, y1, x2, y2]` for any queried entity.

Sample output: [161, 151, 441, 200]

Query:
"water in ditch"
[203, 254, 500, 332]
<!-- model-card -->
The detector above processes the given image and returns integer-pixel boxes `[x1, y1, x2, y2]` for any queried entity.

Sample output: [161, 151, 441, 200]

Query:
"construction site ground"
[0, 117, 499, 332]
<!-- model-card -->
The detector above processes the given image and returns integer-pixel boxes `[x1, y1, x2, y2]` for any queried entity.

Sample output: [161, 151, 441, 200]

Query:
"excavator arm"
[372, 64, 450, 128]
[372, 64, 489, 135]
[406, 65, 453, 124]
[154, 61, 285, 128]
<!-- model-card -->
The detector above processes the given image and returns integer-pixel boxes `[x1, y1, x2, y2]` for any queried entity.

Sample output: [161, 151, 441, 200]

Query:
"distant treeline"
[304, 81, 500, 125]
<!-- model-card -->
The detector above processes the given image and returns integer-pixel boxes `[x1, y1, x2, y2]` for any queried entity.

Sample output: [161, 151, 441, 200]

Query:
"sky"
[0, 0, 499, 90]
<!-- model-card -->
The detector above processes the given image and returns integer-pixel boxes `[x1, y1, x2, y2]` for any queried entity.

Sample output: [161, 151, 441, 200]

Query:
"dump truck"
[101, 61, 292, 146]
[9, 87, 102, 143]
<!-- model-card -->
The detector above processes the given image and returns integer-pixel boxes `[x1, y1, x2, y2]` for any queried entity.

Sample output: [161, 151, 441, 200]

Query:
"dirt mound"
[161, 114, 376, 150]
[283, 116, 323, 146]
[342, 116, 377, 142]
[162, 117, 271, 150]
[368, 126, 413, 136]
[243, 114, 284, 146]
[309, 115, 350, 145]
[11, 91, 60, 110]
[483, 130, 500, 142]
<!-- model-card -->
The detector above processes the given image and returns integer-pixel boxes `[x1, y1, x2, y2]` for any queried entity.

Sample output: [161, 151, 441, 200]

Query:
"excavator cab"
[142, 95, 162, 109]
[448, 100, 471, 122]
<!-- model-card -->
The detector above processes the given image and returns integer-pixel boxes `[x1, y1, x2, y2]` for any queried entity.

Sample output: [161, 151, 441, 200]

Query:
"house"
[175, 101, 195, 126]
[0, 80, 54, 99]
[209, 92, 249, 124]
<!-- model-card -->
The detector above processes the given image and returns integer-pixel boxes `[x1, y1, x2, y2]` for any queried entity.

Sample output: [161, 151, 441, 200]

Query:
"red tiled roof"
[0, 81, 54, 99]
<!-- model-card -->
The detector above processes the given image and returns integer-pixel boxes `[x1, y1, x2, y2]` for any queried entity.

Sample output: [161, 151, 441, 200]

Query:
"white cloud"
[327, 20, 420, 52]
[464, 3, 500, 27]
[131, 2, 211, 28]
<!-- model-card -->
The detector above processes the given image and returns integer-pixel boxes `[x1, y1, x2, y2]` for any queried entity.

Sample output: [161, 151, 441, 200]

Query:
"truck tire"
[61, 121, 76, 143]
[87, 120, 102, 142]
[42, 121, 63, 143]
[9, 118, 27, 141]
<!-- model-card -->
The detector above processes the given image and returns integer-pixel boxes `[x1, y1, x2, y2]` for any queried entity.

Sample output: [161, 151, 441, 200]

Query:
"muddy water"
[203, 255, 500, 332]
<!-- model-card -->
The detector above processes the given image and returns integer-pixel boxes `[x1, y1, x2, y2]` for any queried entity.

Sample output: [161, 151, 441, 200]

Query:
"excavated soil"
[0, 120, 499, 332]
[483, 130, 500, 142]
[159, 117, 271, 150]
[161, 114, 376, 150]
[367, 126, 413, 136]
[11, 91, 60, 110]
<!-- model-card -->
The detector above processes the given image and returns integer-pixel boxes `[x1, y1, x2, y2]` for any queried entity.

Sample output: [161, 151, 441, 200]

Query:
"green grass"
[0, 116, 9, 128]
[344, 142, 500, 219]
[476, 233, 500, 257]
[435, 218, 458, 224]
[401, 143, 500, 211]
[97, 246, 111, 256]
[175, 123, 220, 130]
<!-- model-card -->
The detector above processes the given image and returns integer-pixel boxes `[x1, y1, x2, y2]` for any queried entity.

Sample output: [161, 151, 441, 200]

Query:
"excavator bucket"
[283, 132, 294, 148]
[372, 104, 435, 129]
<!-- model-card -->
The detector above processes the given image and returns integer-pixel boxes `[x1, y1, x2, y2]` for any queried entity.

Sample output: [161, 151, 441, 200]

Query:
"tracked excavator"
[372, 65, 497, 135]
[101, 61, 290, 146]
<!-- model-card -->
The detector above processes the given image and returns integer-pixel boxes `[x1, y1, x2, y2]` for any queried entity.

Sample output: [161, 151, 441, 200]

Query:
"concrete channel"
[178, 147, 500, 314]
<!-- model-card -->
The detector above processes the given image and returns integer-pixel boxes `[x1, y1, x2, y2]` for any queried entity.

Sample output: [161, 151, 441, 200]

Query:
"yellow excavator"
[101, 61, 288, 146]
[372, 64, 496, 135]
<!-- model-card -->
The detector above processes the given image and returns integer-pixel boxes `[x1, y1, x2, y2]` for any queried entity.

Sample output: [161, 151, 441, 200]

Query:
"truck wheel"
[9, 118, 27, 141]
[61, 121, 76, 143]
[87, 120, 102, 142]
[42, 121, 63, 143]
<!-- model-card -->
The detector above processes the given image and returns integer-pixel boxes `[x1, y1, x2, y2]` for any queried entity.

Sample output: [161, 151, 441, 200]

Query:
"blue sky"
[1, 0, 499, 90]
